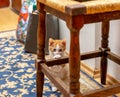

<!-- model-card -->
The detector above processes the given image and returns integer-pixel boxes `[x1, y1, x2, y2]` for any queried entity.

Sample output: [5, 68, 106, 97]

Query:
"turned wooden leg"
[67, 15, 84, 95]
[36, 2, 46, 97]
[69, 30, 80, 94]
[100, 20, 110, 84]
[36, 66, 44, 97]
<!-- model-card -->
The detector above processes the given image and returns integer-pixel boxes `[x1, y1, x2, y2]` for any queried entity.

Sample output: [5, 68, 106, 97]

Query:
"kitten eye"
[59, 49, 62, 52]
[53, 48, 56, 52]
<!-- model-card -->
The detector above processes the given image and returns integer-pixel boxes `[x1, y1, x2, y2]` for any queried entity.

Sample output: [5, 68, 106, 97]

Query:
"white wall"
[108, 20, 120, 80]
[59, 19, 96, 69]
[59, 19, 120, 80]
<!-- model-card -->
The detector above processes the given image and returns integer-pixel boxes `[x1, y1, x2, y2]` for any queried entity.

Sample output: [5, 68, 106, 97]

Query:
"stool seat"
[38, 0, 120, 15]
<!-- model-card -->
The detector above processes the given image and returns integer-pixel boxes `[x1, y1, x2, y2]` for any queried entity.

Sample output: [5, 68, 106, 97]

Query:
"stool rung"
[81, 50, 102, 60]
[46, 50, 102, 66]
[41, 64, 70, 97]
[107, 51, 120, 65]
[82, 83, 120, 97]
[46, 56, 69, 66]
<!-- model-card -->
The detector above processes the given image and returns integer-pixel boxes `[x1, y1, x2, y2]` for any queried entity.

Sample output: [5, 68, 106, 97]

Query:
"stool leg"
[36, 3, 46, 97]
[67, 16, 84, 95]
[36, 66, 44, 97]
[100, 20, 110, 84]
[69, 30, 80, 94]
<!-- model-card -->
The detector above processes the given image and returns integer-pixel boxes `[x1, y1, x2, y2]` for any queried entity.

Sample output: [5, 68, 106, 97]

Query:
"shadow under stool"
[35, 0, 120, 97]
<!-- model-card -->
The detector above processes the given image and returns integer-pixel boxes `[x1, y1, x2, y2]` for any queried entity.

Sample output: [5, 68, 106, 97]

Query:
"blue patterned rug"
[0, 36, 117, 97]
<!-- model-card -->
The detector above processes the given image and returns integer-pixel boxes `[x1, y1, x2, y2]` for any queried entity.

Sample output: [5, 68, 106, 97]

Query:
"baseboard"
[81, 61, 119, 85]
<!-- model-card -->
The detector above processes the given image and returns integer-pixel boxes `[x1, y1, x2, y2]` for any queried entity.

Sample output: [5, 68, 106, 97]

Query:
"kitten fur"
[48, 38, 69, 91]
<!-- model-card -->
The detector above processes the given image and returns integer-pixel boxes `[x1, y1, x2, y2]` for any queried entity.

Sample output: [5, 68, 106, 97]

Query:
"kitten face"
[49, 38, 66, 58]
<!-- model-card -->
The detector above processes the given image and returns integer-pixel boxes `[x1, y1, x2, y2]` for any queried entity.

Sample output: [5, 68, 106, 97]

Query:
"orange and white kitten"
[48, 38, 69, 91]
[49, 38, 66, 58]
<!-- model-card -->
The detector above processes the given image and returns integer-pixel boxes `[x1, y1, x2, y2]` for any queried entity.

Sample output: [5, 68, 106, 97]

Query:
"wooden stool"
[36, 0, 120, 97]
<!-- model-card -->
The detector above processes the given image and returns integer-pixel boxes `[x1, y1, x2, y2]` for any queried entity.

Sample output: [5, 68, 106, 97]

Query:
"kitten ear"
[61, 39, 66, 46]
[49, 38, 54, 46]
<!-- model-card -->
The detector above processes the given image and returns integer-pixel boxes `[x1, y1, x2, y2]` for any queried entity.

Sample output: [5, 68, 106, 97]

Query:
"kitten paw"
[52, 86, 58, 91]
[53, 55, 61, 59]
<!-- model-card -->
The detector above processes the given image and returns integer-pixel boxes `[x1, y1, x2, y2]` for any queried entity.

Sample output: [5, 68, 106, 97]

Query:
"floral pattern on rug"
[0, 36, 62, 97]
